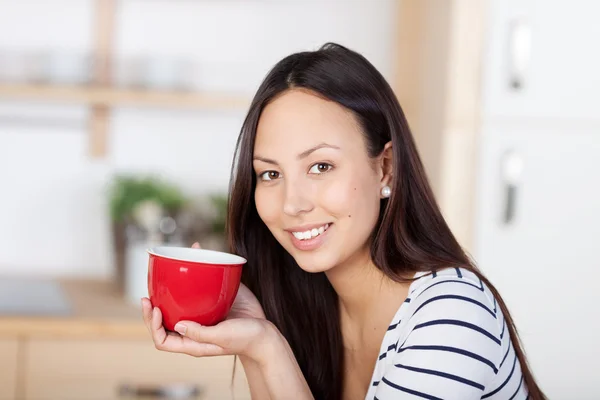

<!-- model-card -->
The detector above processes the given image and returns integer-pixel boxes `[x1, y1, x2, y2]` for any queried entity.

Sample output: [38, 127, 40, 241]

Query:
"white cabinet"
[23, 339, 251, 400]
[471, 1, 600, 398]
[473, 123, 600, 398]
[481, 0, 600, 120]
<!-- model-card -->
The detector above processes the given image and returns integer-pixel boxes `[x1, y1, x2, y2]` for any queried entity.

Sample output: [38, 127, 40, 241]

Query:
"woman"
[142, 43, 546, 399]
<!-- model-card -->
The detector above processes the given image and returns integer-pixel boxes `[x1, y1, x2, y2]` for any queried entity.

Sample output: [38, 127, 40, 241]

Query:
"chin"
[290, 249, 340, 274]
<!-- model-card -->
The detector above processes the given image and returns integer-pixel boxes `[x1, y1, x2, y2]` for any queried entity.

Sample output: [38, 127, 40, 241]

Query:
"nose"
[282, 180, 314, 217]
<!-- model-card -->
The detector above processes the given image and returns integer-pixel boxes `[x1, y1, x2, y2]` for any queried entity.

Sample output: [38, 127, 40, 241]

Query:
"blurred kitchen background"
[0, 0, 598, 399]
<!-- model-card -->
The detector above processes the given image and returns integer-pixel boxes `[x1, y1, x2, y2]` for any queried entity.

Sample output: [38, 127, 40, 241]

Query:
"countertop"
[0, 279, 148, 339]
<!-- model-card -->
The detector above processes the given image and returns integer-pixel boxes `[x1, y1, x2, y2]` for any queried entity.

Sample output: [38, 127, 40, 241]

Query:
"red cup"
[147, 246, 246, 331]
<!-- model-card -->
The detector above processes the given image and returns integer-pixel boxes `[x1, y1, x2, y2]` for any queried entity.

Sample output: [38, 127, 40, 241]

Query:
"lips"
[286, 223, 333, 251]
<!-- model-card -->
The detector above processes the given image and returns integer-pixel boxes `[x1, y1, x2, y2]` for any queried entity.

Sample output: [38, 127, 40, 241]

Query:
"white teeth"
[292, 224, 329, 241]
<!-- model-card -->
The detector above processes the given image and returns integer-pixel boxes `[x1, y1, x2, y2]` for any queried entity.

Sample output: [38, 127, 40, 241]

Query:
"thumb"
[174, 321, 228, 356]
[191, 242, 201, 249]
[174, 321, 226, 347]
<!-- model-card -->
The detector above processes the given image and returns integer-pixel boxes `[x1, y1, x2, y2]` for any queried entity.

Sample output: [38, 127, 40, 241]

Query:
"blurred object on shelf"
[112, 56, 145, 89]
[113, 56, 197, 91]
[0, 49, 93, 85]
[23, 51, 50, 84]
[108, 174, 189, 300]
[143, 57, 196, 91]
[203, 193, 228, 251]
[118, 382, 203, 399]
[45, 51, 94, 85]
[107, 174, 230, 304]
[0, 49, 197, 91]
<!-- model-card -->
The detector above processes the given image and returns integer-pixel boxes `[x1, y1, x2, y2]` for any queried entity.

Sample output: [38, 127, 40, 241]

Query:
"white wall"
[0, 0, 398, 278]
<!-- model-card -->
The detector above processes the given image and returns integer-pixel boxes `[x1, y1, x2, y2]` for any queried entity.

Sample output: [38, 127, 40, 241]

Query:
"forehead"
[254, 89, 363, 154]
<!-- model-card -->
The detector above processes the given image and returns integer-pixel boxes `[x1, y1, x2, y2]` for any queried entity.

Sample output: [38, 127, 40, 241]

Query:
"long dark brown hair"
[226, 43, 546, 400]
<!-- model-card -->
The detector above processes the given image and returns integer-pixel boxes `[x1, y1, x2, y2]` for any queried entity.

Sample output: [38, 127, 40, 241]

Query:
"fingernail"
[174, 323, 187, 335]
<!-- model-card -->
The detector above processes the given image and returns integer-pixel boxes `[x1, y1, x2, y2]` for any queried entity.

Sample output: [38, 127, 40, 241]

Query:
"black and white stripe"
[366, 268, 528, 400]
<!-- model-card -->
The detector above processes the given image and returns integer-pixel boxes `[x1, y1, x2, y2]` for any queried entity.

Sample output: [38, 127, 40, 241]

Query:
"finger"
[181, 335, 225, 356]
[192, 242, 201, 249]
[141, 297, 153, 335]
[174, 320, 229, 350]
[146, 299, 227, 357]
[160, 331, 226, 357]
[151, 307, 169, 348]
[149, 308, 225, 357]
[150, 317, 225, 357]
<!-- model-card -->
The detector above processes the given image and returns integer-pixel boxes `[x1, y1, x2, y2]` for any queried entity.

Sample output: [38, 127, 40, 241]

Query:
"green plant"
[108, 174, 188, 223]
[208, 193, 228, 235]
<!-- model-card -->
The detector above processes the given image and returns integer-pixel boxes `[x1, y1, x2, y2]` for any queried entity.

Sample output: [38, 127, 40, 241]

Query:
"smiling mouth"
[290, 223, 331, 241]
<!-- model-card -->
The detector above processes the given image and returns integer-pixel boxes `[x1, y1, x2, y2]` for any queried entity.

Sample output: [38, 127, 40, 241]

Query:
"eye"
[259, 171, 281, 181]
[309, 163, 333, 174]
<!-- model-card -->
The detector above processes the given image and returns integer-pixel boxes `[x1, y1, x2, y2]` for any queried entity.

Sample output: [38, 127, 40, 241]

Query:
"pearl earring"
[381, 185, 391, 198]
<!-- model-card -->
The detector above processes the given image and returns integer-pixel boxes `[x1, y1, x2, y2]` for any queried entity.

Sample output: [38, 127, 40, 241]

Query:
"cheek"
[320, 173, 380, 224]
[254, 186, 279, 226]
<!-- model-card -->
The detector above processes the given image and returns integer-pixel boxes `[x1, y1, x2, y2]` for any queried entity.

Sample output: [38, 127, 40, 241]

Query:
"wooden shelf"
[0, 0, 252, 159]
[0, 83, 251, 110]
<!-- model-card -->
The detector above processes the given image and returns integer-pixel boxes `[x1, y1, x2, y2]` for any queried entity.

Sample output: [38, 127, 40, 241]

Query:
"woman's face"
[253, 89, 391, 273]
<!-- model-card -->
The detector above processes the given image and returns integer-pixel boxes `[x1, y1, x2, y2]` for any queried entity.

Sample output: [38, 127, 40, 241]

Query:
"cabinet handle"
[118, 383, 203, 399]
[501, 150, 523, 225]
[508, 18, 532, 90]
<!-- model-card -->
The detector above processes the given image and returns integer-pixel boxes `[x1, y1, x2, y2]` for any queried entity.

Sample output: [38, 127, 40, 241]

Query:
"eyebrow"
[253, 142, 341, 165]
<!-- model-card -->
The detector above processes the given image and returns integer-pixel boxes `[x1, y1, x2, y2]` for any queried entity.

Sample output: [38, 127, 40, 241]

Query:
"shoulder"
[407, 267, 499, 320]
[407, 268, 500, 330]
[371, 268, 511, 399]
[400, 267, 505, 362]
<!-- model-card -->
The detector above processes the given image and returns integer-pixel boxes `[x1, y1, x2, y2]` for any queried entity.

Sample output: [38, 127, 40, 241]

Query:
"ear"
[377, 141, 394, 187]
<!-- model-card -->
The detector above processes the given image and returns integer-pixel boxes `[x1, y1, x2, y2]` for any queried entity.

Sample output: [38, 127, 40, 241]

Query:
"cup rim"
[147, 246, 247, 265]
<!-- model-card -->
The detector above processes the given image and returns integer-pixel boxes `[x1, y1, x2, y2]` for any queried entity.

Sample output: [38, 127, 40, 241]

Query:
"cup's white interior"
[147, 246, 246, 265]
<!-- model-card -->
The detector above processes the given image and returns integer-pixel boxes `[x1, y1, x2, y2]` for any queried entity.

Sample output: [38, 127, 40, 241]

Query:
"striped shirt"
[365, 267, 528, 400]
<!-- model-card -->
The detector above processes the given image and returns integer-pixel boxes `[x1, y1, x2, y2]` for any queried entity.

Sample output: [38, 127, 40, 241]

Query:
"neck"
[325, 248, 410, 348]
